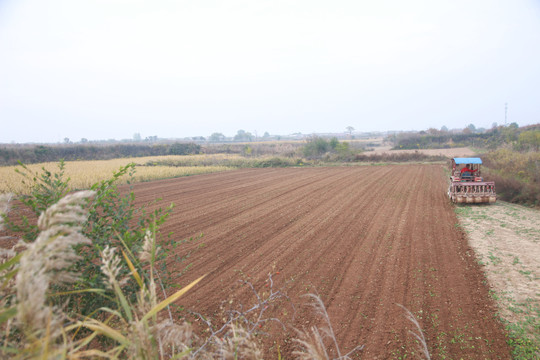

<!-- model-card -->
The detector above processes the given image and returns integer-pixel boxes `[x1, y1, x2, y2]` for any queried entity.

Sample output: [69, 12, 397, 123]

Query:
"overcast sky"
[1, 0, 539, 143]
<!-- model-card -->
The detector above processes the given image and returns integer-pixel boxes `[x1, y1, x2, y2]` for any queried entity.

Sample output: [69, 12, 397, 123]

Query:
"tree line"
[388, 123, 540, 151]
[0, 142, 201, 166]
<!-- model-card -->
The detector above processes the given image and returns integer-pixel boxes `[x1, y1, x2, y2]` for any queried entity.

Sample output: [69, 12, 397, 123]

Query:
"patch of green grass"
[505, 320, 540, 359]
[518, 270, 533, 281]
[454, 206, 473, 216]
[497, 295, 540, 359]
[488, 252, 502, 266]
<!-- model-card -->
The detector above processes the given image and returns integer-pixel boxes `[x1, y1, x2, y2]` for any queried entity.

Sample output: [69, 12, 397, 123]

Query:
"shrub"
[0, 191, 209, 358]
[302, 136, 330, 158]
[2, 161, 174, 317]
[252, 157, 302, 168]
[301, 136, 358, 161]
[482, 149, 540, 206]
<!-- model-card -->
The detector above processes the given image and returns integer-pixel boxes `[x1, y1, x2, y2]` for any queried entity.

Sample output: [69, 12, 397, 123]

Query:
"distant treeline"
[0, 142, 201, 166]
[389, 124, 540, 151]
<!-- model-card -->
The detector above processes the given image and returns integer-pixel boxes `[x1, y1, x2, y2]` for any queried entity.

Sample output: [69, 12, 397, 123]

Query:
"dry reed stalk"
[16, 191, 94, 338]
[293, 294, 363, 360]
[0, 192, 11, 231]
[397, 304, 431, 360]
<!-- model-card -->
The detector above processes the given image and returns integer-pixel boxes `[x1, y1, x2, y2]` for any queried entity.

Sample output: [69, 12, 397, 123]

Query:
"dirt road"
[132, 165, 510, 359]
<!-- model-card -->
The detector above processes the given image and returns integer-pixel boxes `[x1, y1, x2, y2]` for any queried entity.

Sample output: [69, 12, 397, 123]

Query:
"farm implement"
[448, 157, 496, 204]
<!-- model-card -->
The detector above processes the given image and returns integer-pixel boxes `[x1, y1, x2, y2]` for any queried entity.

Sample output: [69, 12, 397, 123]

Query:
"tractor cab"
[451, 158, 484, 182]
[448, 157, 496, 204]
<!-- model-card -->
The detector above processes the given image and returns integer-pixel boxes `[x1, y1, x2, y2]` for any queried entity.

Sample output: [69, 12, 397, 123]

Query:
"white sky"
[1, 0, 539, 143]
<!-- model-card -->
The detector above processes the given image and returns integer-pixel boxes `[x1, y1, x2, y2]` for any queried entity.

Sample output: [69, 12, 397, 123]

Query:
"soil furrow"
[131, 165, 511, 359]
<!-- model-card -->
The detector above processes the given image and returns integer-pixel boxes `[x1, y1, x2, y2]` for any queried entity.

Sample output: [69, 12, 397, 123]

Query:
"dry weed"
[293, 294, 364, 360]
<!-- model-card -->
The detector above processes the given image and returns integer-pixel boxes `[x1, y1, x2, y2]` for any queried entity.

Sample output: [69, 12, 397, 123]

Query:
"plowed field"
[132, 165, 510, 359]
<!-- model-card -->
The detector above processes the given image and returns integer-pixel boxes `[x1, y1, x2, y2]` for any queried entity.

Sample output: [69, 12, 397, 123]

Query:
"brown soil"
[131, 165, 511, 359]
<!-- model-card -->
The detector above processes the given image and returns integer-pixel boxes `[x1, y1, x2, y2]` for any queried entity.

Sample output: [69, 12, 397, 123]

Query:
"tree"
[133, 133, 142, 142]
[63, 137, 70, 144]
[329, 137, 339, 149]
[302, 136, 329, 158]
[346, 126, 355, 136]
[263, 131, 270, 138]
[209, 132, 225, 142]
[234, 130, 253, 142]
[80, 138, 88, 143]
[440, 125, 449, 132]
[466, 124, 476, 133]
[518, 130, 540, 151]
[501, 125, 518, 143]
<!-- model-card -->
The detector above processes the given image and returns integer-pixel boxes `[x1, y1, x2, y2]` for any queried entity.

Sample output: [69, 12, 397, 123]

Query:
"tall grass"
[0, 156, 232, 194]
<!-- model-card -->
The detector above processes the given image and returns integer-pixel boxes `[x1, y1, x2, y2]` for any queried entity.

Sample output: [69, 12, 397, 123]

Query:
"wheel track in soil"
[130, 165, 511, 359]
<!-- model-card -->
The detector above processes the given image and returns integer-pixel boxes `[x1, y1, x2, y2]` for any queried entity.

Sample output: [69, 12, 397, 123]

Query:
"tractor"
[448, 157, 496, 204]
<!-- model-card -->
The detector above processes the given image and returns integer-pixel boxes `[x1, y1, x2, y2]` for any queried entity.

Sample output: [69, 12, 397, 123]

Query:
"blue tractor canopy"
[453, 157, 483, 165]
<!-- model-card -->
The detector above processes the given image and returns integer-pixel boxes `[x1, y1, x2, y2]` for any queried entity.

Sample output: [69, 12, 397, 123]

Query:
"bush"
[252, 157, 301, 168]
[482, 149, 540, 206]
[301, 136, 358, 161]
[302, 136, 330, 158]
[2, 161, 174, 316]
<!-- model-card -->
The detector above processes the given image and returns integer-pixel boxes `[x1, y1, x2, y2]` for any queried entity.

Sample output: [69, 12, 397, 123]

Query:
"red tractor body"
[448, 157, 496, 204]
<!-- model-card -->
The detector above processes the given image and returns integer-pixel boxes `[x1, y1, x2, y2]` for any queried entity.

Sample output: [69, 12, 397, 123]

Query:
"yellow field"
[0, 155, 235, 194]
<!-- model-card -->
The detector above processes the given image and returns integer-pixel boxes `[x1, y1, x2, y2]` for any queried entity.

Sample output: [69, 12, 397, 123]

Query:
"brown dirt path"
[131, 165, 511, 359]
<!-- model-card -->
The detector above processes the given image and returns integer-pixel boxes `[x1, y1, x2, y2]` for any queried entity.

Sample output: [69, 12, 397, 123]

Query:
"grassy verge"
[455, 202, 540, 359]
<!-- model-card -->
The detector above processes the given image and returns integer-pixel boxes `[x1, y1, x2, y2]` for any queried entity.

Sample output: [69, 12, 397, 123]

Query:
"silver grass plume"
[212, 324, 263, 360]
[100, 246, 122, 289]
[0, 192, 11, 231]
[16, 190, 94, 336]
[139, 229, 162, 263]
[293, 294, 363, 360]
[154, 319, 193, 355]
